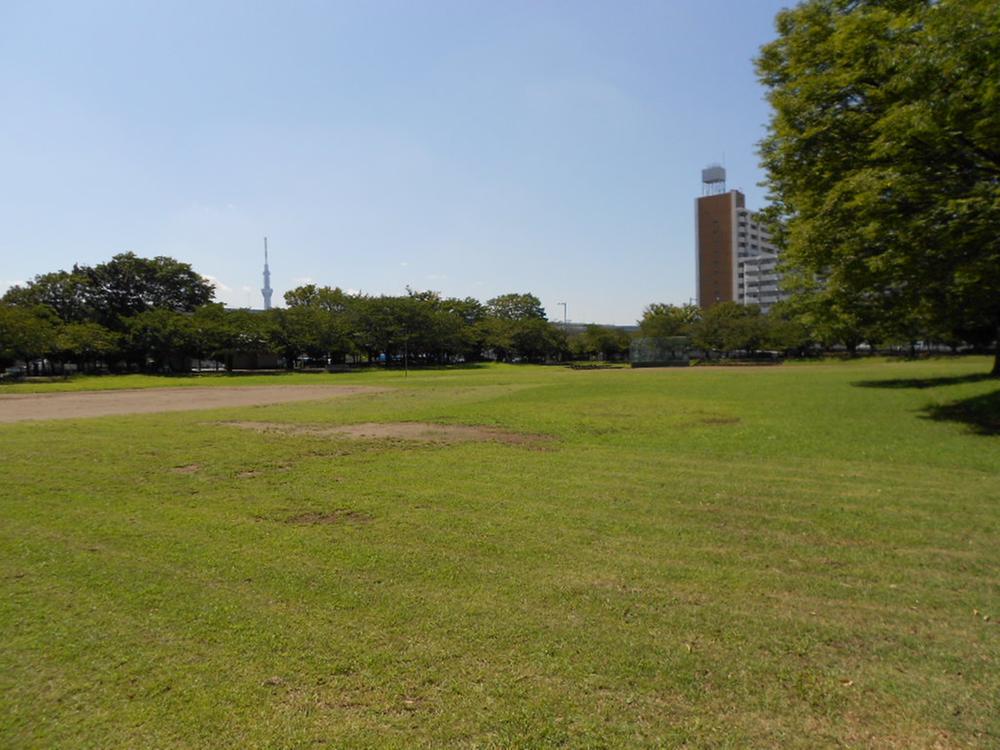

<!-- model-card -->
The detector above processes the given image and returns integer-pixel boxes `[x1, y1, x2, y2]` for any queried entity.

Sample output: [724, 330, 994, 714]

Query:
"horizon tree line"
[0, 253, 571, 372]
[1, 251, 995, 375]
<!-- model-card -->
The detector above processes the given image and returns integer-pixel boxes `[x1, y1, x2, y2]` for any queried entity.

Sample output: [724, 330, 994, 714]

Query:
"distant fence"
[630, 337, 691, 367]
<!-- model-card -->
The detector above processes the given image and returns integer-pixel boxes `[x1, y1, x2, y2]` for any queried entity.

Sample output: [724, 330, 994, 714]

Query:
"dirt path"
[0, 385, 384, 424]
[222, 420, 547, 445]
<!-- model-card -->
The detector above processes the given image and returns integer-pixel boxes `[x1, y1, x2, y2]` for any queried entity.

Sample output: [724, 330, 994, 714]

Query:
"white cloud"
[292, 276, 314, 286]
[400, 261, 409, 267]
[203, 275, 232, 294]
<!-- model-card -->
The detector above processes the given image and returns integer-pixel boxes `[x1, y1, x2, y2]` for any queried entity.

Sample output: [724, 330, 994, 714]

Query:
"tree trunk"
[993, 324, 1000, 377]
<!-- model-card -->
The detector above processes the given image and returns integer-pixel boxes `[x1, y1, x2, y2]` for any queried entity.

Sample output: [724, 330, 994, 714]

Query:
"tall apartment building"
[695, 166, 787, 313]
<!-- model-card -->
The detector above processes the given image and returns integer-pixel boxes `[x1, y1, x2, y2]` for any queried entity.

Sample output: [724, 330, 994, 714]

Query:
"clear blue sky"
[1, 0, 789, 324]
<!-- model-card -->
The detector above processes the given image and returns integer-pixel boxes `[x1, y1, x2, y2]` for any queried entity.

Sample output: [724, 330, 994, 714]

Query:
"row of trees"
[639, 302, 810, 357]
[4, 250, 988, 374]
[1, 254, 601, 371]
[637, 297, 990, 359]
[1, 253, 214, 372]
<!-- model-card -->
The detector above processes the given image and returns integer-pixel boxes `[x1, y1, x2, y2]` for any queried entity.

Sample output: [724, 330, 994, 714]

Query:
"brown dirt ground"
[0, 385, 384, 423]
[222, 420, 546, 445]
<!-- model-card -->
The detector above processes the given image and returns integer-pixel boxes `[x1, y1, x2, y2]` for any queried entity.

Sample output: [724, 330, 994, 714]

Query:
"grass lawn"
[1, 359, 998, 748]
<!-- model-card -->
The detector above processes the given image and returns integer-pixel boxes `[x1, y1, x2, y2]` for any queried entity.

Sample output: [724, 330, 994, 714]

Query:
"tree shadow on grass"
[922, 389, 1000, 436]
[852, 373, 994, 389]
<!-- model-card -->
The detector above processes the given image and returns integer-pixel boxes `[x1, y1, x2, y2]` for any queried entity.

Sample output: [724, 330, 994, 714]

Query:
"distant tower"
[261, 237, 273, 310]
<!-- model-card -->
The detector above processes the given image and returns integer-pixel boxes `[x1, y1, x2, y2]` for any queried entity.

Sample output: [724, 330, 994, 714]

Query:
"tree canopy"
[756, 0, 1000, 373]
[0, 255, 573, 372]
[485, 293, 546, 321]
[3, 253, 215, 330]
[638, 304, 699, 339]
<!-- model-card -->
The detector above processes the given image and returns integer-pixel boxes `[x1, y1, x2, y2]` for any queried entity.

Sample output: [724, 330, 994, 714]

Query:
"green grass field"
[2, 359, 998, 748]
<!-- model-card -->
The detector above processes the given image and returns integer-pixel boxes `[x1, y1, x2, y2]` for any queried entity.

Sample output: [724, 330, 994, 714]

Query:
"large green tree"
[84, 253, 214, 326]
[638, 303, 699, 339]
[0, 304, 58, 369]
[283, 285, 357, 363]
[482, 293, 562, 362]
[4, 254, 215, 330]
[691, 302, 770, 356]
[55, 322, 120, 372]
[122, 309, 195, 371]
[1, 270, 91, 322]
[757, 0, 1000, 373]
[573, 325, 631, 361]
[509, 318, 566, 362]
[485, 293, 546, 321]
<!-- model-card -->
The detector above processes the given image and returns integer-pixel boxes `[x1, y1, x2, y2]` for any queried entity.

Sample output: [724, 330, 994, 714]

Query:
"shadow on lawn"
[922, 389, 1000, 436]
[851, 371, 1000, 435]
[852, 373, 994, 389]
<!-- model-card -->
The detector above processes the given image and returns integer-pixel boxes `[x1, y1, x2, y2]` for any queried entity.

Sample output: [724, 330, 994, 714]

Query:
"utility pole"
[557, 302, 568, 363]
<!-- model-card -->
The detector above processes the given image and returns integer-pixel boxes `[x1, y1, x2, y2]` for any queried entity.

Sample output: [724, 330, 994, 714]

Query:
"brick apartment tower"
[695, 166, 785, 312]
[696, 166, 743, 308]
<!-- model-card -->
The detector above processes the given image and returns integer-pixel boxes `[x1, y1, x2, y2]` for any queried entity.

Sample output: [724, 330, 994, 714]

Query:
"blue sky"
[1, 0, 789, 324]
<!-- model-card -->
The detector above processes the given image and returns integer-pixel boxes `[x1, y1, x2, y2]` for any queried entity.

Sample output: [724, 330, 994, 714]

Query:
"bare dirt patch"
[285, 510, 372, 525]
[222, 420, 547, 445]
[0, 385, 384, 423]
[171, 464, 201, 474]
[700, 416, 741, 426]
